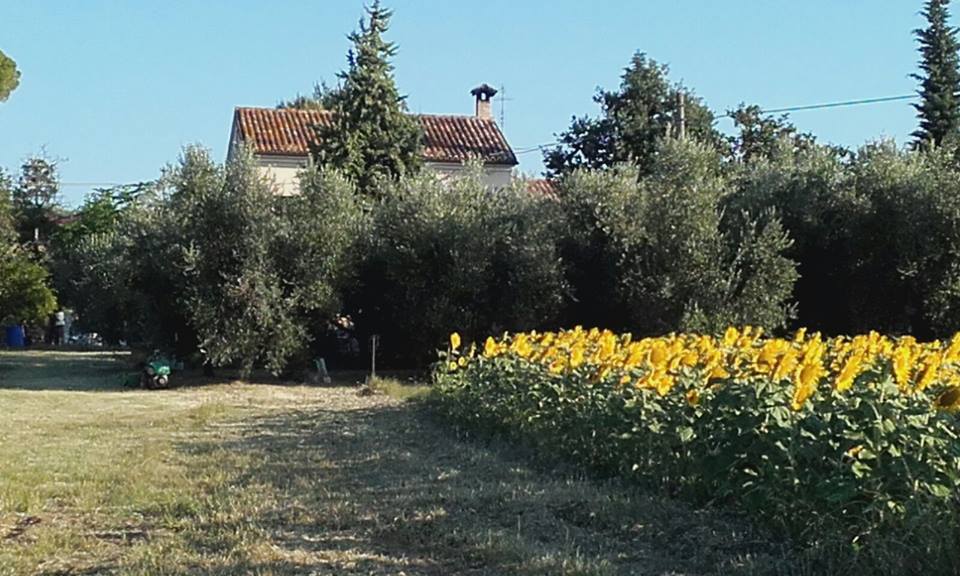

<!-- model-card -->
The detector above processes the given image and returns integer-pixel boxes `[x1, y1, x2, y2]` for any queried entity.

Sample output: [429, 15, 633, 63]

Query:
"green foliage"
[49, 184, 142, 324]
[352, 166, 565, 364]
[0, 166, 57, 327]
[0, 170, 15, 247]
[544, 52, 724, 177]
[310, 1, 422, 194]
[850, 142, 960, 337]
[433, 347, 960, 575]
[729, 137, 960, 339]
[58, 232, 133, 343]
[51, 184, 196, 346]
[913, 0, 960, 148]
[558, 139, 798, 335]
[12, 155, 62, 245]
[276, 167, 367, 320]
[122, 194, 195, 352]
[277, 81, 342, 110]
[728, 103, 816, 162]
[51, 184, 143, 248]
[0, 251, 57, 324]
[172, 147, 365, 375]
[174, 147, 299, 375]
[728, 137, 860, 333]
[0, 49, 19, 102]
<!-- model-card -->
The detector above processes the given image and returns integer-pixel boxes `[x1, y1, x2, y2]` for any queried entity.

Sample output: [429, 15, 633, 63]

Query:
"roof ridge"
[236, 106, 493, 122]
[415, 112, 495, 121]
[235, 106, 332, 114]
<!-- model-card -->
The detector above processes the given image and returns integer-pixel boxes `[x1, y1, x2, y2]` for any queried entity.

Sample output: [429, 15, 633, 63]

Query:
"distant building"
[227, 84, 521, 195]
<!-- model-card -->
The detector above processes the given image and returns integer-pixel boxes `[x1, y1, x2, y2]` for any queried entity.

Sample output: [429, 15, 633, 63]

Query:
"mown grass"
[1, 349, 795, 575]
[367, 375, 432, 401]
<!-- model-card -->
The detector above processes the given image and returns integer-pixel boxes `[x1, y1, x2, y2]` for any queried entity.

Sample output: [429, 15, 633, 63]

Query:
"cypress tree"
[913, 0, 960, 148]
[311, 1, 421, 194]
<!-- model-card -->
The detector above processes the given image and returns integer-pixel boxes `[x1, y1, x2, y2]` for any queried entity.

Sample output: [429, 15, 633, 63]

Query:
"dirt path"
[0, 350, 785, 575]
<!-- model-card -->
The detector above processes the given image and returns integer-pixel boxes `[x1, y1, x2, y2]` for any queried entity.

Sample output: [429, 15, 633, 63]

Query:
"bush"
[729, 138, 960, 340]
[169, 147, 368, 374]
[728, 138, 861, 334]
[173, 148, 289, 374]
[351, 166, 565, 364]
[849, 142, 960, 338]
[0, 251, 56, 325]
[558, 139, 798, 335]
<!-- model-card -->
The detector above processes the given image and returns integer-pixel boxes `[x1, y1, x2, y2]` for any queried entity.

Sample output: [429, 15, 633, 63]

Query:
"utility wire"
[728, 93, 917, 117]
[515, 144, 554, 155]
[59, 182, 134, 187]
[514, 92, 921, 154]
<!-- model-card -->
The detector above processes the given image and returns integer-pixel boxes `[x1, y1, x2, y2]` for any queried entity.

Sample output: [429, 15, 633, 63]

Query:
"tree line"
[4, 1, 960, 374]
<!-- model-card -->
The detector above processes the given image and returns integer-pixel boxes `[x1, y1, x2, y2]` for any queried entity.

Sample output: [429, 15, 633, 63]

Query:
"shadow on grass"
[0, 349, 134, 391]
[177, 398, 788, 576]
[0, 349, 315, 393]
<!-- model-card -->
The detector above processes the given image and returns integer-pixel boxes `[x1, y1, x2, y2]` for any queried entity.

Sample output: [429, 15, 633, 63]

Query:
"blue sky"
[0, 1, 925, 205]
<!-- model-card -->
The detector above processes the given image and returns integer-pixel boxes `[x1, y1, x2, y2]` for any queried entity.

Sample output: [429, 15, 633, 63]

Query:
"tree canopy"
[310, 1, 422, 193]
[0, 171, 15, 248]
[728, 104, 816, 162]
[544, 52, 722, 177]
[0, 49, 19, 102]
[13, 155, 62, 245]
[277, 82, 342, 110]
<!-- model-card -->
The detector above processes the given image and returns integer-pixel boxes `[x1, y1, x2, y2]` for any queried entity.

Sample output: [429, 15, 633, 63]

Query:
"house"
[227, 84, 521, 195]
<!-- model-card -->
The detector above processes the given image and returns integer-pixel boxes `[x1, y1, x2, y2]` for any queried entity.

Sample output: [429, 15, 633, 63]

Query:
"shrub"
[0, 251, 56, 325]
[351, 166, 565, 364]
[558, 139, 798, 335]
[727, 137, 859, 333]
[850, 142, 960, 338]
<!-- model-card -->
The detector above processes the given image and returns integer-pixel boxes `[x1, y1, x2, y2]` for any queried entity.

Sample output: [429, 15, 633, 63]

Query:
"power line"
[515, 143, 555, 154]
[728, 93, 918, 117]
[513, 92, 921, 154]
[59, 182, 132, 187]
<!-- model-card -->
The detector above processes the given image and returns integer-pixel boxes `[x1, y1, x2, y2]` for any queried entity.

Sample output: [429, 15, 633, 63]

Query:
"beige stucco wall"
[251, 155, 516, 194]
[255, 155, 308, 196]
[426, 162, 514, 189]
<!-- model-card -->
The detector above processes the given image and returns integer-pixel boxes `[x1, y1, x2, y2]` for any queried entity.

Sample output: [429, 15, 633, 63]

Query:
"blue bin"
[4, 325, 24, 347]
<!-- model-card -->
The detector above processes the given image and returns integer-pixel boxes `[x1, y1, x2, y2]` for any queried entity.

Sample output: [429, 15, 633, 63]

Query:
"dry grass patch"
[0, 350, 790, 575]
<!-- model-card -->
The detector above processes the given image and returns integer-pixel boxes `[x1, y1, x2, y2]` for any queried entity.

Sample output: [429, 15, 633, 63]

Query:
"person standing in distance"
[54, 310, 66, 346]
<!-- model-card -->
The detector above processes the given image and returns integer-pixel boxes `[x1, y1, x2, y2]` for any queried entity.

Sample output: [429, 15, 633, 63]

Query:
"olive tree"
[558, 138, 798, 335]
[352, 166, 565, 363]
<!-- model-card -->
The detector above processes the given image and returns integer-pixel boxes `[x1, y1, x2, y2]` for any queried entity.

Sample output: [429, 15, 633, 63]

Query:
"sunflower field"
[433, 327, 960, 568]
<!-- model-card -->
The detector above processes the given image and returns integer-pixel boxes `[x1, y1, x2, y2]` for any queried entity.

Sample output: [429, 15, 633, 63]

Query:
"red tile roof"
[526, 178, 559, 199]
[233, 107, 518, 166]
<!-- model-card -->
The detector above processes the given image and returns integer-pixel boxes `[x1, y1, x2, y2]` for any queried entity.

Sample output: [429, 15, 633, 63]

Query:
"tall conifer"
[914, 0, 960, 147]
[311, 1, 421, 194]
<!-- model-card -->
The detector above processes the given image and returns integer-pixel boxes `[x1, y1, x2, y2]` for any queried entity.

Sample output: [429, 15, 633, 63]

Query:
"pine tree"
[311, 1, 421, 194]
[913, 0, 960, 148]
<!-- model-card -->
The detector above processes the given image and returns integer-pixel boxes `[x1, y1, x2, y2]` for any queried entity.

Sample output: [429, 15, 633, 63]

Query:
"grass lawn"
[0, 349, 791, 575]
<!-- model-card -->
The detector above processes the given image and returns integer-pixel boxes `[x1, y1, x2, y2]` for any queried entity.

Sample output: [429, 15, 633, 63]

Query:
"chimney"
[471, 83, 498, 121]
